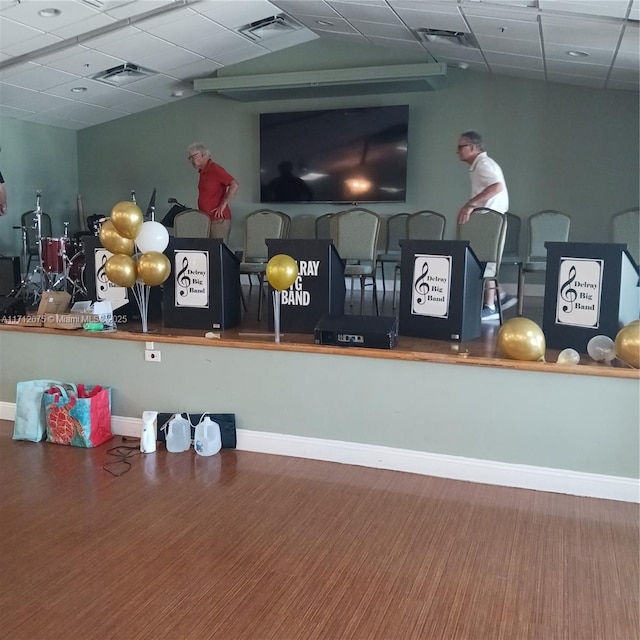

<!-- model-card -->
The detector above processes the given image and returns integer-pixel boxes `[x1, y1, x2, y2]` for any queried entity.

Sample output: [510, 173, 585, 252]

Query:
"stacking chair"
[457, 208, 508, 324]
[333, 208, 381, 315]
[517, 209, 571, 315]
[21, 210, 52, 273]
[500, 212, 523, 302]
[315, 213, 335, 240]
[612, 207, 639, 265]
[376, 213, 409, 296]
[173, 209, 210, 238]
[239, 209, 289, 320]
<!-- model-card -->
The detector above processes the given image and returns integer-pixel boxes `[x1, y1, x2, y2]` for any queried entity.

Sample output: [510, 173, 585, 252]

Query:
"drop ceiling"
[0, 0, 637, 130]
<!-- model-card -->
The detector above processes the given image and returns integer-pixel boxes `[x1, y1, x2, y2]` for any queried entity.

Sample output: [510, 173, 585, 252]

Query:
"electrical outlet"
[145, 350, 161, 362]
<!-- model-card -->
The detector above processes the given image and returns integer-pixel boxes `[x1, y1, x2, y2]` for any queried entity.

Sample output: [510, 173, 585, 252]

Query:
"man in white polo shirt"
[456, 130, 514, 320]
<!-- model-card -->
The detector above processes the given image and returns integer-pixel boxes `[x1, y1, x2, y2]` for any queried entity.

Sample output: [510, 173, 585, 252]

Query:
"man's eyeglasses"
[457, 144, 473, 151]
[188, 152, 200, 161]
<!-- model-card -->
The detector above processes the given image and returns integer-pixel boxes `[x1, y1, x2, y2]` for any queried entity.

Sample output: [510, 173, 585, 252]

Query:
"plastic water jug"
[165, 414, 191, 453]
[194, 416, 221, 456]
[140, 410, 157, 453]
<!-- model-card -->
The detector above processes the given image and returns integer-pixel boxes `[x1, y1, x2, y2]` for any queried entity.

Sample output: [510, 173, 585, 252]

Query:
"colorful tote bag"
[44, 384, 113, 447]
[13, 379, 63, 442]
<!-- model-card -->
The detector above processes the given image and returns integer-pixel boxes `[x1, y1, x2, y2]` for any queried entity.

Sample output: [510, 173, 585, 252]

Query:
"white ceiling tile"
[0, 82, 73, 111]
[613, 49, 639, 70]
[538, 0, 630, 20]
[629, 0, 640, 21]
[366, 36, 425, 51]
[327, 2, 400, 23]
[1, 65, 78, 91]
[50, 13, 117, 40]
[619, 24, 639, 54]
[104, 0, 178, 20]
[465, 17, 540, 42]
[257, 28, 318, 51]
[89, 30, 175, 61]
[118, 72, 187, 100]
[293, 14, 360, 34]
[145, 13, 223, 46]
[184, 30, 258, 57]
[115, 94, 165, 114]
[426, 45, 487, 64]
[0, 1, 98, 31]
[348, 19, 416, 40]
[540, 14, 623, 48]
[41, 101, 120, 125]
[42, 76, 117, 99]
[163, 58, 222, 81]
[462, 4, 539, 22]
[272, 0, 339, 18]
[82, 25, 141, 49]
[0, 17, 45, 47]
[44, 49, 126, 77]
[69, 86, 144, 109]
[392, 7, 467, 31]
[195, 0, 283, 29]
[484, 51, 544, 70]
[544, 43, 614, 66]
[134, 47, 204, 74]
[0, 60, 39, 80]
[546, 58, 610, 78]
[36, 44, 91, 65]
[205, 45, 270, 68]
[476, 35, 541, 57]
[0, 104, 36, 118]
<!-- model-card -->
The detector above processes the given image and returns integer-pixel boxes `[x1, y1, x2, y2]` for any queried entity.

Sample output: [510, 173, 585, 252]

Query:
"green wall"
[0, 117, 78, 256]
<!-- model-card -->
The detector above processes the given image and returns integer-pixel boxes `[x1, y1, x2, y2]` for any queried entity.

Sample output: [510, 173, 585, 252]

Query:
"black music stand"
[266, 239, 345, 334]
[542, 241, 639, 352]
[163, 238, 241, 330]
[398, 240, 484, 342]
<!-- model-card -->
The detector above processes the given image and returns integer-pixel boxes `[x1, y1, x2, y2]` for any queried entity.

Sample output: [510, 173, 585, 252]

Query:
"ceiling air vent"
[415, 29, 479, 48]
[238, 14, 303, 41]
[91, 63, 155, 86]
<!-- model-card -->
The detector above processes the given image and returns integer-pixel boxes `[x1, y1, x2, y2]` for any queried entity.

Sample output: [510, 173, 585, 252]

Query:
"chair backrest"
[503, 212, 521, 259]
[21, 211, 52, 253]
[527, 210, 571, 260]
[173, 209, 210, 238]
[457, 208, 507, 272]
[315, 213, 334, 239]
[333, 208, 380, 263]
[406, 210, 446, 241]
[243, 209, 287, 261]
[612, 207, 639, 264]
[383, 213, 409, 253]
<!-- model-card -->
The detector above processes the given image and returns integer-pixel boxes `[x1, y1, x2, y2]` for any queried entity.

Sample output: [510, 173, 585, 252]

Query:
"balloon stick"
[273, 290, 281, 343]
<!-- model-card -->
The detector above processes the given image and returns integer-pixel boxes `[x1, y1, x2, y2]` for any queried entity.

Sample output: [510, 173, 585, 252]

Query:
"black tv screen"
[260, 105, 409, 204]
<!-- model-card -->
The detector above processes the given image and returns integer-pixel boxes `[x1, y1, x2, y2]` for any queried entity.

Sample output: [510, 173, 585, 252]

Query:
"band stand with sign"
[398, 240, 484, 342]
[265, 239, 345, 334]
[163, 238, 241, 330]
[83, 236, 162, 324]
[542, 241, 639, 352]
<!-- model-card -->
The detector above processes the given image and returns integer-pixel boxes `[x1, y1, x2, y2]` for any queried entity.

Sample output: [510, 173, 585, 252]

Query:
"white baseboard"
[1, 404, 636, 503]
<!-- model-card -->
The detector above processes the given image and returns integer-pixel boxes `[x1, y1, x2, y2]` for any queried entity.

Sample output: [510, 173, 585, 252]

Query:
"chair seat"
[344, 264, 375, 276]
[240, 262, 267, 274]
[524, 260, 546, 272]
[377, 251, 400, 263]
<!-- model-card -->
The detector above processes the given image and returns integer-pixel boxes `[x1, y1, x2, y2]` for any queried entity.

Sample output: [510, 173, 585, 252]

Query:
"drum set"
[11, 193, 88, 306]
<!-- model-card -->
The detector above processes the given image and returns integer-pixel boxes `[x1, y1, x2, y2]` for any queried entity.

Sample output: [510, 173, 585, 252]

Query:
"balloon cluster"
[585, 320, 640, 368]
[99, 201, 171, 288]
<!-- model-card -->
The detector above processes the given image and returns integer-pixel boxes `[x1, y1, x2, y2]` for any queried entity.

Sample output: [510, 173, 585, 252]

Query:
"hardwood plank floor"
[1, 424, 637, 640]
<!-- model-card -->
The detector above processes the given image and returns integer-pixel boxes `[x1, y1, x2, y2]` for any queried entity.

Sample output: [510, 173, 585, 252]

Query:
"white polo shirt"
[469, 152, 509, 213]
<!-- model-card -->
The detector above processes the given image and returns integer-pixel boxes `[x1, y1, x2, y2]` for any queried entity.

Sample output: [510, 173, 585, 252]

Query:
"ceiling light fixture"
[70, 86, 87, 93]
[170, 90, 184, 98]
[316, 20, 334, 27]
[567, 50, 589, 57]
[38, 8, 62, 18]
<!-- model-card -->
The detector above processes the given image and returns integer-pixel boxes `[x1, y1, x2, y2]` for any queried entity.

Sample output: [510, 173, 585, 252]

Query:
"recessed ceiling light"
[567, 50, 589, 57]
[38, 8, 62, 18]
[170, 90, 184, 98]
[70, 86, 87, 93]
[316, 20, 334, 27]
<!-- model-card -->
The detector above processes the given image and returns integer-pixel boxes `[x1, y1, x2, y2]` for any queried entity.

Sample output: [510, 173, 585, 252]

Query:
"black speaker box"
[0, 256, 20, 295]
[314, 314, 399, 349]
[0, 296, 26, 320]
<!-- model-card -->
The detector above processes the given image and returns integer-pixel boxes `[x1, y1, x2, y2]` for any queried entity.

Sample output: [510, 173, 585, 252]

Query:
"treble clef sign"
[560, 265, 578, 312]
[414, 261, 430, 304]
[177, 256, 191, 297]
[97, 254, 109, 293]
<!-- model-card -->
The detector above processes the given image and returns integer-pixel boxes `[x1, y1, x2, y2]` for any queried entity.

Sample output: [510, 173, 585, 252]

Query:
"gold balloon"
[137, 251, 171, 286]
[615, 322, 640, 368]
[266, 254, 298, 291]
[110, 201, 143, 239]
[105, 254, 137, 288]
[98, 219, 135, 255]
[498, 317, 546, 361]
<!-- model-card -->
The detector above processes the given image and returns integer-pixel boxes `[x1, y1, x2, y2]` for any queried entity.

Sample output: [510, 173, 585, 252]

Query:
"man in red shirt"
[187, 143, 239, 243]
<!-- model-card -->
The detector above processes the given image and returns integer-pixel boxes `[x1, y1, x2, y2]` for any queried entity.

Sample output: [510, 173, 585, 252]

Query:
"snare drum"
[41, 237, 74, 273]
[68, 251, 86, 282]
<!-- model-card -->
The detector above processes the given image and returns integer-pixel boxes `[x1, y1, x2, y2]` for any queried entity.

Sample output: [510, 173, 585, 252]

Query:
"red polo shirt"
[197, 159, 235, 220]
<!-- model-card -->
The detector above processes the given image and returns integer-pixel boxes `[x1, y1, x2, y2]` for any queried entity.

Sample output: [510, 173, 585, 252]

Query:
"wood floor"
[1, 424, 637, 640]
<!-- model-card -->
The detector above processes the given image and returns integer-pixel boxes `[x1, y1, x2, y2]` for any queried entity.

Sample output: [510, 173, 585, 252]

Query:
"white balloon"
[586, 335, 616, 362]
[557, 348, 580, 365]
[135, 221, 169, 253]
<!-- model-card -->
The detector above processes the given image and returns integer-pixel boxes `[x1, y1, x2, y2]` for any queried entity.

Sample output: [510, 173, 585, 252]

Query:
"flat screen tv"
[260, 105, 409, 204]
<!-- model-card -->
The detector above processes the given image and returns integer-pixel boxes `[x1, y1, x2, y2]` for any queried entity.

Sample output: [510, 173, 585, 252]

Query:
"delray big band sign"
[94, 248, 128, 303]
[555, 257, 604, 328]
[281, 259, 320, 306]
[174, 250, 209, 308]
[411, 254, 452, 318]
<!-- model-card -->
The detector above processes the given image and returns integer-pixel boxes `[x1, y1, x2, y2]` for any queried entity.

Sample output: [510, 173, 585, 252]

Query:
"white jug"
[166, 414, 192, 453]
[194, 416, 221, 456]
[140, 410, 157, 454]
